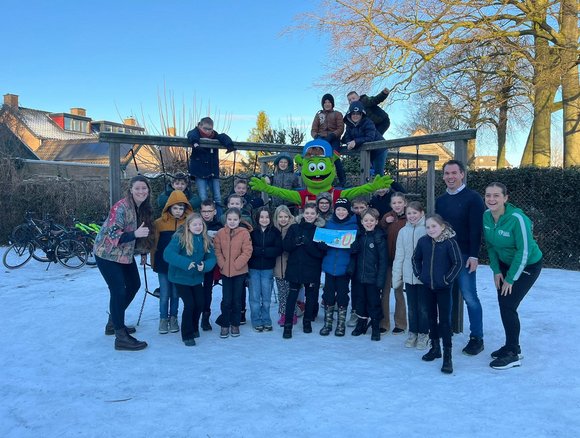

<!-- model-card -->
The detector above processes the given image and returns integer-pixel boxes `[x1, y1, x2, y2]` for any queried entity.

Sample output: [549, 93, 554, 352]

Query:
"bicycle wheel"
[84, 236, 97, 266]
[55, 239, 88, 269]
[31, 237, 54, 262]
[3, 242, 33, 269]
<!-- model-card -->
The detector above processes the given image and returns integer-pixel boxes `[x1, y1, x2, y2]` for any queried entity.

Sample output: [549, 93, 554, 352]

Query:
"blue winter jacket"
[412, 228, 462, 290]
[321, 214, 358, 276]
[187, 127, 235, 179]
[163, 234, 216, 286]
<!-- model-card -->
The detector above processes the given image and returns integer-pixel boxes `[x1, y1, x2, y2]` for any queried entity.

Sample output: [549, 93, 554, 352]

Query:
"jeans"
[427, 286, 453, 348]
[158, 272, 179, 319]
[248, 269, 274, 327]
[175, 283, 204, 341]
[405, 283, 429, 334]
[455, 254, 484, 338]
[96, 256, 140, 331]
[370, 148, 387, 176]
[196, 177, 223, 216]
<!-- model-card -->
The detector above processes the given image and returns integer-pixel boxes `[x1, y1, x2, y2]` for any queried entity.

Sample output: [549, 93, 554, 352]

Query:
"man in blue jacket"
[435, 160, 485, 356]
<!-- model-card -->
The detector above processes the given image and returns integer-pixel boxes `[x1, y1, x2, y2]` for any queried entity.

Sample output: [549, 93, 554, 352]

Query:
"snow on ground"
[1, 259, 579, 437]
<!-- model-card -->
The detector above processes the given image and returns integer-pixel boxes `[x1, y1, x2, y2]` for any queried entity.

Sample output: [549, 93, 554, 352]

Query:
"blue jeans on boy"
[196, 177, 223, 216]
[158, 272, 179, 319]
[370, 148, 387, 176]
[454, 254, 484, 339]
[248, 269, 274, 328]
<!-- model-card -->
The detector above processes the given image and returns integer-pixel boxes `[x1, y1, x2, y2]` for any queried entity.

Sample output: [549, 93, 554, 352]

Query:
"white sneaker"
[346, 312, 358, 327]
[416, 333, 430, 350]
[405, 332, 418, 348]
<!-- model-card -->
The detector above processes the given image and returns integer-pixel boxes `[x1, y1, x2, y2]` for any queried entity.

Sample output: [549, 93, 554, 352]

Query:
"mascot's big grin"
[306, 173, 331, 182]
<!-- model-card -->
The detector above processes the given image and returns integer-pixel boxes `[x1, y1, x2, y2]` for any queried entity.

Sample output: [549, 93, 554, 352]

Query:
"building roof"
[15, 107, 96, 141]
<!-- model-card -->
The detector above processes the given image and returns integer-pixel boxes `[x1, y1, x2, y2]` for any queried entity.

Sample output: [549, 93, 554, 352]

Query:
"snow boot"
[422, 339, 442, 361]
[351, 317, 369, 336]
[201, 312, 212, 331]
[335, 307, 347, 337]
[283, 323, 293, 339]
[370, 319, 381, 341]
[319, 305, 334, 336]
[114, 328, 147, 351]
[441, 347, 453, 374]
[303, 319, 312, 334]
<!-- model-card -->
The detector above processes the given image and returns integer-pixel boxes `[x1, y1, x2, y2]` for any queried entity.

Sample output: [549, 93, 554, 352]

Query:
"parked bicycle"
[3, 212, 88, 270]
[71, 217, 102, 266]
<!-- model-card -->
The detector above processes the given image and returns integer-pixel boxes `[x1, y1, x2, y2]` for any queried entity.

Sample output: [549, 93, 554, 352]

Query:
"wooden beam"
[109, 142, 121, 206]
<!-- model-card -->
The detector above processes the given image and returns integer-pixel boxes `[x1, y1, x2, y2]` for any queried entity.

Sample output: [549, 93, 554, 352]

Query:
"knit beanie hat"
[334, 198, 351, 212]
[321, 93, 335, 109]
[347, 101, 366, 116]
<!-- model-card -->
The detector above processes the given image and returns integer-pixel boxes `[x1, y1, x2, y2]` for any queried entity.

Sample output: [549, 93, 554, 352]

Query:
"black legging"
[498, 259, 542, 353]
[426, 286, 452, 349]
[96, 256, 141, 331]
[175, 283, 204, 341]
[286, 282, 320, 324]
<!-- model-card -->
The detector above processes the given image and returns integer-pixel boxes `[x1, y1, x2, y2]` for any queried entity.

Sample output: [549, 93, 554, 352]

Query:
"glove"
[317, 241, 329, 251]
[226, 145, 236, 153]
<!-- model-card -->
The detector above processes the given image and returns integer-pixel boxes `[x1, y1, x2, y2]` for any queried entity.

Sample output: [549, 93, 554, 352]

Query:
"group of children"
[149, 175, 464, 374]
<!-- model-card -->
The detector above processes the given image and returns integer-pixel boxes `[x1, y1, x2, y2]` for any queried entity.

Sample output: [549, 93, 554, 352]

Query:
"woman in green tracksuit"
[483, 182, 543, 370]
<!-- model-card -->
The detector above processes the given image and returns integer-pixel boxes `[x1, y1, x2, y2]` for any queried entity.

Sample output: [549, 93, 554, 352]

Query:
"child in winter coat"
[392, 201, 429, 350]
[273, 205, 297, 327]
[316, 191, 333, 222]
[347, 208, 387, 341]
[213, 208, 253, 338]
[163, 213, 216, 346]
[199, 199, 223, 331]
[151, 190, 193, 335]
[412, 214, 462, 374]
[270, 154, 301, 212]
[379, 192, 408, 335]
[318, 198, 358, 337]
[341, 101, 387, 176]
[156, 172, 201, 211]
[281, 202, 326, 339]
[248, 207, 283, 332]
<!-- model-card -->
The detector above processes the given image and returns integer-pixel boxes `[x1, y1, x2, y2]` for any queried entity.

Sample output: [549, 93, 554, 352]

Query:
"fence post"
[426, 159, 435, 215]
[109, 142, 121, 207]
[359, 149, 371, 185]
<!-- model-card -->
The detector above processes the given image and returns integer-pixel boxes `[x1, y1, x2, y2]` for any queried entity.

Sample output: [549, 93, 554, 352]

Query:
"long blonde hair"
[178, 213, 212, 256]
[273, 205, 295, 231]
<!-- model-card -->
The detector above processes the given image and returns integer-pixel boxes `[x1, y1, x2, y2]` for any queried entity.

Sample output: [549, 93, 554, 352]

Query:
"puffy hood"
[161, 190, 193, 221]
[274, 153, 295, 173]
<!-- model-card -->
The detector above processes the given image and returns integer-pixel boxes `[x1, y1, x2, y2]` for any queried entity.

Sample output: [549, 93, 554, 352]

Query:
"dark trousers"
[498, 259, 542, 352]
[354, 280, 383, 322]
[175, 283, 204, 341]
[426, 286, 453, 348]
[96, 256, 141, 331]
[202, 270, 214, 313]
[286, 282, 320, 324]
[218, 274, 245, 327]
[406, 283, 429, 334]
[322, 274, 350, 308]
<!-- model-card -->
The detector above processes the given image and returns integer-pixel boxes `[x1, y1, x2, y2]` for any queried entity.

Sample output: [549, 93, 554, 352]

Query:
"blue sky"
[3, 0, 533, 164]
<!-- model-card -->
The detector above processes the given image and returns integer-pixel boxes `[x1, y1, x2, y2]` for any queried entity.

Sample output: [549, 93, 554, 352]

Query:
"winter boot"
[441, 347, 453, 374]
[319, 305, 334, 336]
[352, 317, 369, 336]
[303, 320, 312, 334]
[114, 328, 147, 351]
[201, 312, 212, 331]
[422, 339, 442, 361]
[169, 316, 179, 333]
[105, 316, 135, 336]
[335, 307, 347, 337]
[370, 320, 381, 341]
[158, 318, 169, 334]
[283, 323, 293, 339]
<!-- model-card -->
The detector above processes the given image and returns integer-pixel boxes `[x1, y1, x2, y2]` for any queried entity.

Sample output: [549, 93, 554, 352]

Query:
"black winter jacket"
[342, 115, 384, 148]
[283, 218, 325, 284]
[187, 127, 235, 179]
[348, 228, 387, 287]
[248, 226, 283, 270]
[412, 229, 462, 290]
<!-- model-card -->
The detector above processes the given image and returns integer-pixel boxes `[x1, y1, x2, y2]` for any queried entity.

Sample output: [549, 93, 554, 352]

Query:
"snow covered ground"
[1, 259, 579, 437]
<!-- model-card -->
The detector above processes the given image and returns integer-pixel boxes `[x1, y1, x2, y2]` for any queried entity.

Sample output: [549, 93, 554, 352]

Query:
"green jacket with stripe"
[483, 203, 542, 284]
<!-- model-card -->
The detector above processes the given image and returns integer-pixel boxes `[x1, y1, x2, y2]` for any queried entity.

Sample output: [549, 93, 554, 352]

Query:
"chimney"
[3, 94, 19, 107]
[70, 108, 86, 117]
[124, 117, 137, 126]
[167, 127, 176, 136]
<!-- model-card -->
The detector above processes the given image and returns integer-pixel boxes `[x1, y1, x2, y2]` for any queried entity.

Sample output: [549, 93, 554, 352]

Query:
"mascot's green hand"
[249, 176, 301, 205]
[368, 174, 394, 191]
[342, 174, 394, 199]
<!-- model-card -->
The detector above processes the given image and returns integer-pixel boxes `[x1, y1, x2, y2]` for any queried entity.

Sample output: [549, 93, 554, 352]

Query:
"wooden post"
[359, 150, 371, 185]
[426, 159, 435, 215]
[109, 142, 121, 207]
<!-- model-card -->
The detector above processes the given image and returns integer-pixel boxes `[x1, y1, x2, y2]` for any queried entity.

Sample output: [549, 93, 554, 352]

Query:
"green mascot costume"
[250, 139, 393, 207]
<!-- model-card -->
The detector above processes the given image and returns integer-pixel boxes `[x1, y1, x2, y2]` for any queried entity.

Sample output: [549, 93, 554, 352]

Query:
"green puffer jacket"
[483, 203, 543, 284]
